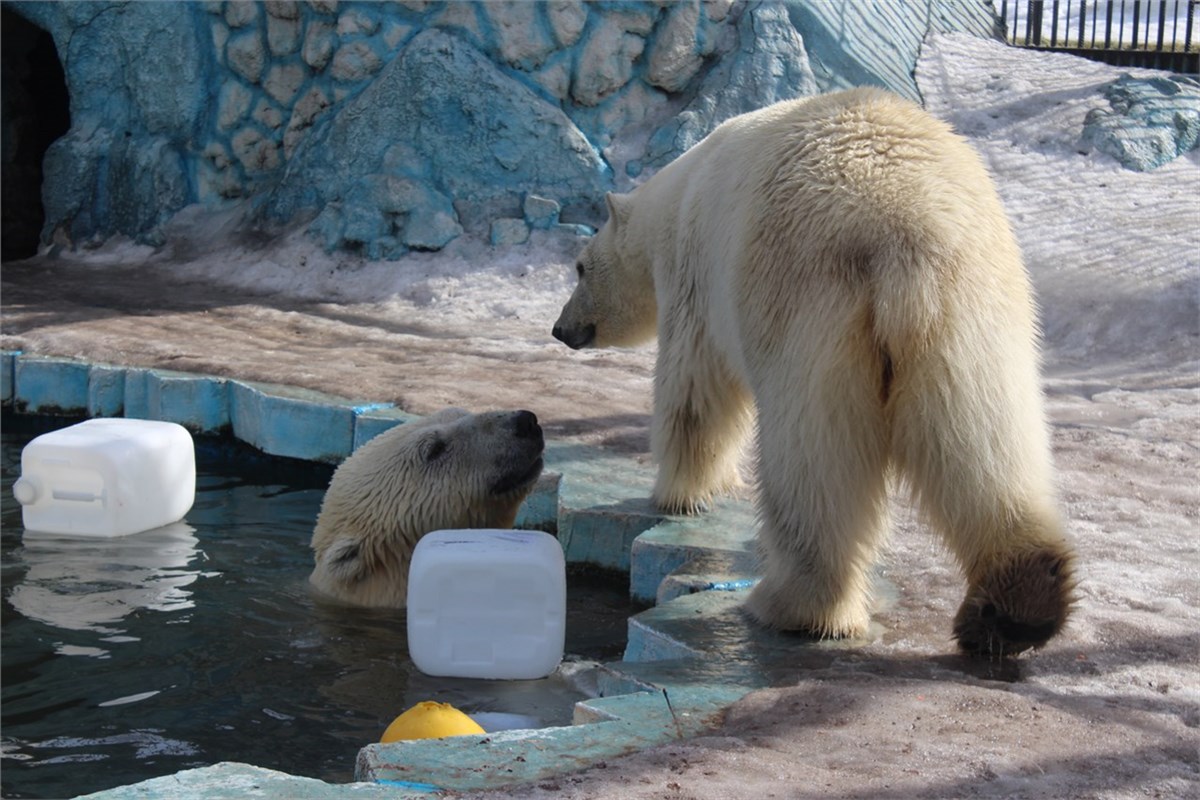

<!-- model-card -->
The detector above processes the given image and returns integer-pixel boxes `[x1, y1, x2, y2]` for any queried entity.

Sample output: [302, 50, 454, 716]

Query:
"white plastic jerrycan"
[12, 418, 196, 537]
[407, 529, 566, 680]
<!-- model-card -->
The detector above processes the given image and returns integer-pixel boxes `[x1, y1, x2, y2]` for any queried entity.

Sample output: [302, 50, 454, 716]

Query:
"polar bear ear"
[605, 192, 633, 230]
[321, 537, 370, 584]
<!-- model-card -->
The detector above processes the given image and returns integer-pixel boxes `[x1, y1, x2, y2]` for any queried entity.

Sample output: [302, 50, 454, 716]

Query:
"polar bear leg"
[651, 336, 752, 515]
[889, 333, 1075, 655]
[743, 321, 892, 638]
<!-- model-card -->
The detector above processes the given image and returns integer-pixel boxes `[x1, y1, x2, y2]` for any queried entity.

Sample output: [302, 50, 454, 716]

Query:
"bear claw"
[953, 546, 1076, 657]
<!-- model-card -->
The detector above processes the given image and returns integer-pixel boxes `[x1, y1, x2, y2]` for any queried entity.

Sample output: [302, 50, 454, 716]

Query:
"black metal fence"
[998, 0, 1199, 72]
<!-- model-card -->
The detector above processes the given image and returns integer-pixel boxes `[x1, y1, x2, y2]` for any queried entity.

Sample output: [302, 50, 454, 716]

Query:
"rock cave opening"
[2, 7, 70, 262]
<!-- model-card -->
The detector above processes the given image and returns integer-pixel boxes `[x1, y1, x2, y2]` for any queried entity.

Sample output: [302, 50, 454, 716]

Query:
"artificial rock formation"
[6, 0, 996, 257]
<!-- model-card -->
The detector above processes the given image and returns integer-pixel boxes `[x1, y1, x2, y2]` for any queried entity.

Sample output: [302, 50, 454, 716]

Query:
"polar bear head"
[553, 192, 658, 349]
[309, 408, 545, 608]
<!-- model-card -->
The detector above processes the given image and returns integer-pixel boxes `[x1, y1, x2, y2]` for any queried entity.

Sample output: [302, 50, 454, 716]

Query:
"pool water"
[1, 417, 634, 799]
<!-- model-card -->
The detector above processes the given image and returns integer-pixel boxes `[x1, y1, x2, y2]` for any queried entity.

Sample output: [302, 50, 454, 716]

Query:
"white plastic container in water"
[12, 419, 196, 537]
[407, 529, 566, 680]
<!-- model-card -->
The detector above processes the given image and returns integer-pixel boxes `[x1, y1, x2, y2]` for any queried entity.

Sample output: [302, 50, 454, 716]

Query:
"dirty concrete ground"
[0, 255, 658, 455]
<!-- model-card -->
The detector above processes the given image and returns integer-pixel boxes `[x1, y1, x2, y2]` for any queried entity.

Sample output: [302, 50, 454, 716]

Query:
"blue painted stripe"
[375, 778, 443, 792]
[707, 578, 759, 592]
[353, 402, 394, 414]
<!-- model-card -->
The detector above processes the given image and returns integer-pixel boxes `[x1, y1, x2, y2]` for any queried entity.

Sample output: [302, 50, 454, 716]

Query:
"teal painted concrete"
[13, 356, 90, 415]
[552, 444, 666, 571]
[74, 763, 407, 800]
[229, 380, 361, 463]
[147, 371, 231, 433]
[3, 352, 785, 799]
[630, 499, 759, 604]
[87, 365, 125, 418]
[123, 368, 152, 420]
[356, 686, 745, 792]
[1, 351, 17, 405]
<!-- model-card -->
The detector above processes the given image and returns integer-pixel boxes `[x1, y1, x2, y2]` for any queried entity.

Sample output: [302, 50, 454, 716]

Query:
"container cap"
[12, 477, 39, 506]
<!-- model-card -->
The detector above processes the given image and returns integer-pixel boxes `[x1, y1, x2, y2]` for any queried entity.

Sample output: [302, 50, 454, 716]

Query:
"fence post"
[1118, 0, 1127, 50]
[1186, 0, 1196, 54]
[1005, 0, 1198, 71]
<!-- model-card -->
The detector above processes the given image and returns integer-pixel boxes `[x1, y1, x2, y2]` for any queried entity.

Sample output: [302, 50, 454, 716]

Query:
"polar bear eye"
[422, 437, 447, 462]
[575, 261, 585, 279]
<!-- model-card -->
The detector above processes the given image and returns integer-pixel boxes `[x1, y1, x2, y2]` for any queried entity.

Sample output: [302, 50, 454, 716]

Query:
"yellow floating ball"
[380, 701, 485, 743]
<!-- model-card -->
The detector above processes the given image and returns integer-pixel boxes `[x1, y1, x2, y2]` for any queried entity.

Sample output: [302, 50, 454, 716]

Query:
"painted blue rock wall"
[1081, 74, 1200, 172]
[10, 0, 997, 257]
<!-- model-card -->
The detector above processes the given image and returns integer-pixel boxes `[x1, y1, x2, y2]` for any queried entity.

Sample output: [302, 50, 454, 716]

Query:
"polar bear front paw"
[651, 472, 717, 515]
[743, 578, 871, 640]
[652, 490, 710, 516]
[653, 468, 744, 515]
[954, 545, 1076, 657]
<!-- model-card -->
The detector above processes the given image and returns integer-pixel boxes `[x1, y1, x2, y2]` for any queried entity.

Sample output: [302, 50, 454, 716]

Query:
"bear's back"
[746, 89, 1001, 248]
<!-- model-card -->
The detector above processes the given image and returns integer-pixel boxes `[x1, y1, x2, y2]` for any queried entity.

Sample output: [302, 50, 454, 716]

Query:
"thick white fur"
[555, 89, 1070, 638]
[309, 408, 541, 608]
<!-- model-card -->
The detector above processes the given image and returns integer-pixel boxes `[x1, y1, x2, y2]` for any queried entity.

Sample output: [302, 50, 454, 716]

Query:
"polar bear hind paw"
[953, 545, 1076, 657]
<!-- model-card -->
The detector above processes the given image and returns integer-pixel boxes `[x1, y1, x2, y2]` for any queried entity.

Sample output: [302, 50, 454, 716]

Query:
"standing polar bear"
[310, 408, 544, 607]
[553, 88, 1075, 655]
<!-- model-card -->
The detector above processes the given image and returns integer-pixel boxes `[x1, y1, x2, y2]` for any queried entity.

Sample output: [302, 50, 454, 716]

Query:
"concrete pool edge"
[3, 351, 767, 798]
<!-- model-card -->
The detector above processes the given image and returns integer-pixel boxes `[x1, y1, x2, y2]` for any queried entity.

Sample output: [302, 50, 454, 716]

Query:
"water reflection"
[8, 522, 203, 642]
[19, 729, 200, 761]
[308, 585, 609, 734]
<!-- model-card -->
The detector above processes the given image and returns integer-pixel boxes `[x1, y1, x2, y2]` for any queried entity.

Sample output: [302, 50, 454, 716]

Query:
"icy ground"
[2, 32, 1198, 799]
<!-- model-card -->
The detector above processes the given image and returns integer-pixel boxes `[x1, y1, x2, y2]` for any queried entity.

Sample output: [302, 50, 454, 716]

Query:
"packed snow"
[3, 31, 1198, 800]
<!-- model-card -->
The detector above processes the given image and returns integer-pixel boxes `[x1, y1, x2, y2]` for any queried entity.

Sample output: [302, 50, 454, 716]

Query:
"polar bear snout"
[552, 321, 595, 350]
[489, 410, 545, 497]
[512, 409, 542, 441]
